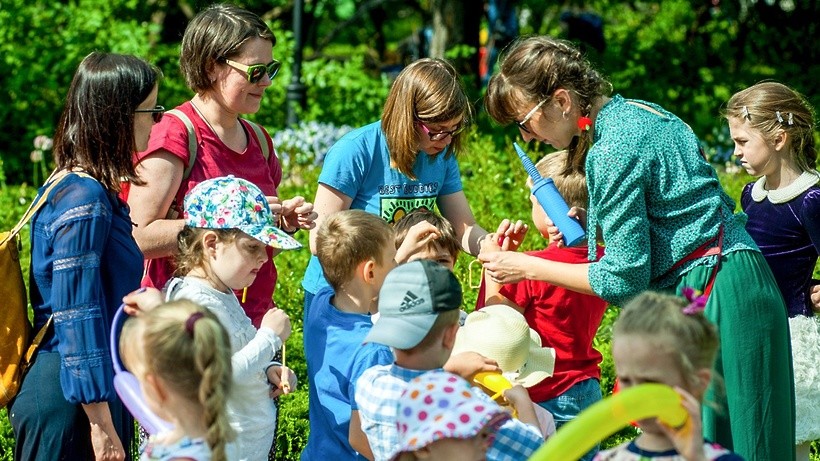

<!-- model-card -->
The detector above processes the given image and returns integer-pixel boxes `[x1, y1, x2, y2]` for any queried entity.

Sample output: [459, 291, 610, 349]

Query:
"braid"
[192, 316, 234, 461]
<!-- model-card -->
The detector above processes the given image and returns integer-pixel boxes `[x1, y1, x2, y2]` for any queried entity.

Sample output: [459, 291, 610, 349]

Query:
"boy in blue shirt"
[302, 209, 436, 460]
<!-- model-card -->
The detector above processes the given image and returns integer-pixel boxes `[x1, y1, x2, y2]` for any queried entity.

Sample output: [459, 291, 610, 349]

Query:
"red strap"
[665, 225, 724, 297]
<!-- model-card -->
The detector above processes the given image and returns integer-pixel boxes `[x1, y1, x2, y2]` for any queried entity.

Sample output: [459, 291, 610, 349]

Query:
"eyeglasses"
[134, 105, 166, 123]
[516, 99, 548, 133]
[417, 121, 466, 141]
[222, 58, 281, 84]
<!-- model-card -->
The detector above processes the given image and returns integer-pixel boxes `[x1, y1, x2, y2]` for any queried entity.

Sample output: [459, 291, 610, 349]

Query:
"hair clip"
[185, 312, 205, 336]
[681, 287, 707, 315]
[776, 111, 785, 124]
[788, 112, 794, 126]
[577, 116, 592, 131]
[740, 106, 750, 120]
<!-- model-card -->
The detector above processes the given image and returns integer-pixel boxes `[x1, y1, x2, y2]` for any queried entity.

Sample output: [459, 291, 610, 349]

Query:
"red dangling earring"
[577, 116, 593, 131]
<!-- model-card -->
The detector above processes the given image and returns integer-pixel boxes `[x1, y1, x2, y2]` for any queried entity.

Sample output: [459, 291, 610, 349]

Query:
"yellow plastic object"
[473, 372, 513, 401]
[528, 383, 688, 461]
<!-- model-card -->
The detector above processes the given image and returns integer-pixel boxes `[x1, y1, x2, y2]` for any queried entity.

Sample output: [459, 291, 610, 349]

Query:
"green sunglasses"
[222, 58, 281, 84]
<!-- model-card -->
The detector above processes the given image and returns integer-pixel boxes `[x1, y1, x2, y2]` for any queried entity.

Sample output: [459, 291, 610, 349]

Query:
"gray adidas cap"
[364, 260, 462, 350]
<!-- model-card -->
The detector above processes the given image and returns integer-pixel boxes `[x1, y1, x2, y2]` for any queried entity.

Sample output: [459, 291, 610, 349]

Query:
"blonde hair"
[175, 226, 242, 276]
[180, 4, 276, 93]
[382, 58, 472, 179]
[724, 81, 817, 172]
[316, 210, 394, 291]
[393, 209, 460, 261]
[485, 36, 612, 176]
[527, 150, 588, 209]
[614, 291, 719, 388]
[121, 300, 234, 461]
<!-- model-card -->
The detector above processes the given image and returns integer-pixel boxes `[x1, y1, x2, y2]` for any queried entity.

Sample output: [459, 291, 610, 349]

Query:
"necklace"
[189, 99, 219, 136]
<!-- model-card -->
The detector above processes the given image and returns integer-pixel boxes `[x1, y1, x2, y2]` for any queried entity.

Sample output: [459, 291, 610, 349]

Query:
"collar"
[389, 364, 441, 382]
[750, 171, 820, 204]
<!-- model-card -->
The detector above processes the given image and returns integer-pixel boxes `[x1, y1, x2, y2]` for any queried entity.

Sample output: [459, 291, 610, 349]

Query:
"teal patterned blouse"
[585, 95, 758, 305]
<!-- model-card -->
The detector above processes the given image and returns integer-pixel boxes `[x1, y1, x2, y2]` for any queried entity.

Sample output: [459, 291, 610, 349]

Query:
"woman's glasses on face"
[223, 58, 281, 84]
[417, 121, 466, 141]
[135, 105, 166, 123]
[516, 99, 548, 134]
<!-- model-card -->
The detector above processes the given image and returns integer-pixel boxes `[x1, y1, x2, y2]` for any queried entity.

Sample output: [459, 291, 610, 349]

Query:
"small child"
[393, 209, 461, 270]
[302, 210, 434, 460]
[391, 370, 511, 461]
[120, 299, 234, 461]
[355, 259, 544, 461]
[451, 304, 557, 438]
[725, 81, 820, 460]
[166, 175, 299, 461]
[594, 290, 742, 460]
[480, 150, 608, 453]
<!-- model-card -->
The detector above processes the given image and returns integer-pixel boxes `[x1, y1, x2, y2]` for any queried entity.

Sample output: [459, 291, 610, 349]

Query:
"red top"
[131, 101, 282, 327]
[477, 242, 608, 402]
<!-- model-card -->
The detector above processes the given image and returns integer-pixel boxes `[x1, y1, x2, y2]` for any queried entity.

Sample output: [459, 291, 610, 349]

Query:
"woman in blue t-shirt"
[302, 58, 527, 310]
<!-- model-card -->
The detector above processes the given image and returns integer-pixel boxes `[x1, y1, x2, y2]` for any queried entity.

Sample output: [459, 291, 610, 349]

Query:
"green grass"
[1, 137, 818, 460]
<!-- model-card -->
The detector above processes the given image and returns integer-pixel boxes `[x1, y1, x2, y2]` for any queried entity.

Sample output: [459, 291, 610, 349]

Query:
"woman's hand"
[83, 402, 125, 461]
[547, 207, 586, 247]
[657, 386, 707, 461]
[494, 219, 529, 251]
[268, 195, 318, 232]
[121, 287, 163, 316]
[478, 249, 533, 284]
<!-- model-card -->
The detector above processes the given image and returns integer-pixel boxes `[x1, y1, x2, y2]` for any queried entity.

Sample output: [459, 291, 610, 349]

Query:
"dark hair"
[382, 58, 472, 179]
[485, 36, 611, 175]
[180, 3, 276, 93]
[53, 52, 159, 192]
[724, 81, 817, 171]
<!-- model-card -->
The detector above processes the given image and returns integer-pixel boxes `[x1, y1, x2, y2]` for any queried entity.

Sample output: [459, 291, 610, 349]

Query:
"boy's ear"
[359, 258, 377, 284]
[442, 321, 460, 349]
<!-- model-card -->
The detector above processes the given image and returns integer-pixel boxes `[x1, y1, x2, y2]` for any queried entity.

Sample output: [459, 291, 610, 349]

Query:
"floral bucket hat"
[183, 175, 302, 250]
[391, 370, 510, 459]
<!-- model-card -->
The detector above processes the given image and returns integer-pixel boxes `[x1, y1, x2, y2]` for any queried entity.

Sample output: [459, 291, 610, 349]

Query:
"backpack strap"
[165, 109, 271, 181]
[164, 109, 198, 181]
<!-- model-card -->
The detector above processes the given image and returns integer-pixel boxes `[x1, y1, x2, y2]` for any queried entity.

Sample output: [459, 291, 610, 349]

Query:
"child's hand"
[395, 221, 441, 263]
[547, 207, 586, 247]
[266, 365, 297, 398]
[810, 284, 820, 313]
[260, 307, 291, 342]
[480, 233, 502, 254]
[121, 287, 163, 317]
[502, 385, 540, 430]
[444, 351, 500, 380]
[494, 219, 529, 251]
[657, 386, 707, 461]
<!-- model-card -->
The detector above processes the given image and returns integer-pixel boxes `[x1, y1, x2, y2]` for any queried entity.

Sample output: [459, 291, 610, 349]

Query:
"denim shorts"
[537, 378, 603, 461]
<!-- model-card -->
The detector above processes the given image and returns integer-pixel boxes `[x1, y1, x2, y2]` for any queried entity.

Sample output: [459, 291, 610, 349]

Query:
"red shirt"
[477, 242, 607, 402]
[132, 101, 282, 327]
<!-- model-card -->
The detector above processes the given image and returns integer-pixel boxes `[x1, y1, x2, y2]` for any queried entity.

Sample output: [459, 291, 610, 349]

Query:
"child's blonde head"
[394, 209, 460, 264]
[614, 291, 719, 389]
[527, 150, 588, 209]
[725, 81, 816, 172]
[316, 210, 394, 291]
[121, 300, 234, 461]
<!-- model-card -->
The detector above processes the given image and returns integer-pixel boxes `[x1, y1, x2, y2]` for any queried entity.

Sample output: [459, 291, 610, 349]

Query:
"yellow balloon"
[528, 383, 688, 461]
[473, 372, 513, 401]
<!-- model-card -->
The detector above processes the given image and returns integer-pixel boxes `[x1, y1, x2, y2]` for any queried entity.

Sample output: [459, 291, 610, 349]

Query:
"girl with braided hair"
[121, 300, 234, 461]
[479, 36, 794, 460]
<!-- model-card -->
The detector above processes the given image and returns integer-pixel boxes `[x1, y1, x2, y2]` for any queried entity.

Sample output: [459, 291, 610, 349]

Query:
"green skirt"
[671, 249, 795, 461]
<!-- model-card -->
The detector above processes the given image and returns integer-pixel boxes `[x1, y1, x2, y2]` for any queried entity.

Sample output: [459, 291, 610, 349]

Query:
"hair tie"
[681, 287, 707, 315]
[740, 106, 751, 121]
[185, 312, 205, 336]
[577, 116, 592, 131]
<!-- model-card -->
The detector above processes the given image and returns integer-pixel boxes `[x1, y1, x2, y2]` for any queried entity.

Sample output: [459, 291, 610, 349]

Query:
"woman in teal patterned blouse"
[479, 36, 794, 461]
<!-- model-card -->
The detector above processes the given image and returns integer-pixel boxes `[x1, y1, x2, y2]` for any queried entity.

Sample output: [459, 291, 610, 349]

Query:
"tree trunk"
[429, 0, 481, 86]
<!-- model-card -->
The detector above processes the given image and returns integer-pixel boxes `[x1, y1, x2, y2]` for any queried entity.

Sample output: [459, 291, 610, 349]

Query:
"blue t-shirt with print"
[302, 121, 463, 295]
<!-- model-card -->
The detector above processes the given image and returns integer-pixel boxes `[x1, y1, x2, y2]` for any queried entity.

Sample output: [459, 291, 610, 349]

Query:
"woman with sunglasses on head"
[301, 58, 527, 324]
[478, 36, 794, 461]
[9, 52, 160, 461]
[126, 3, 317, 328]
